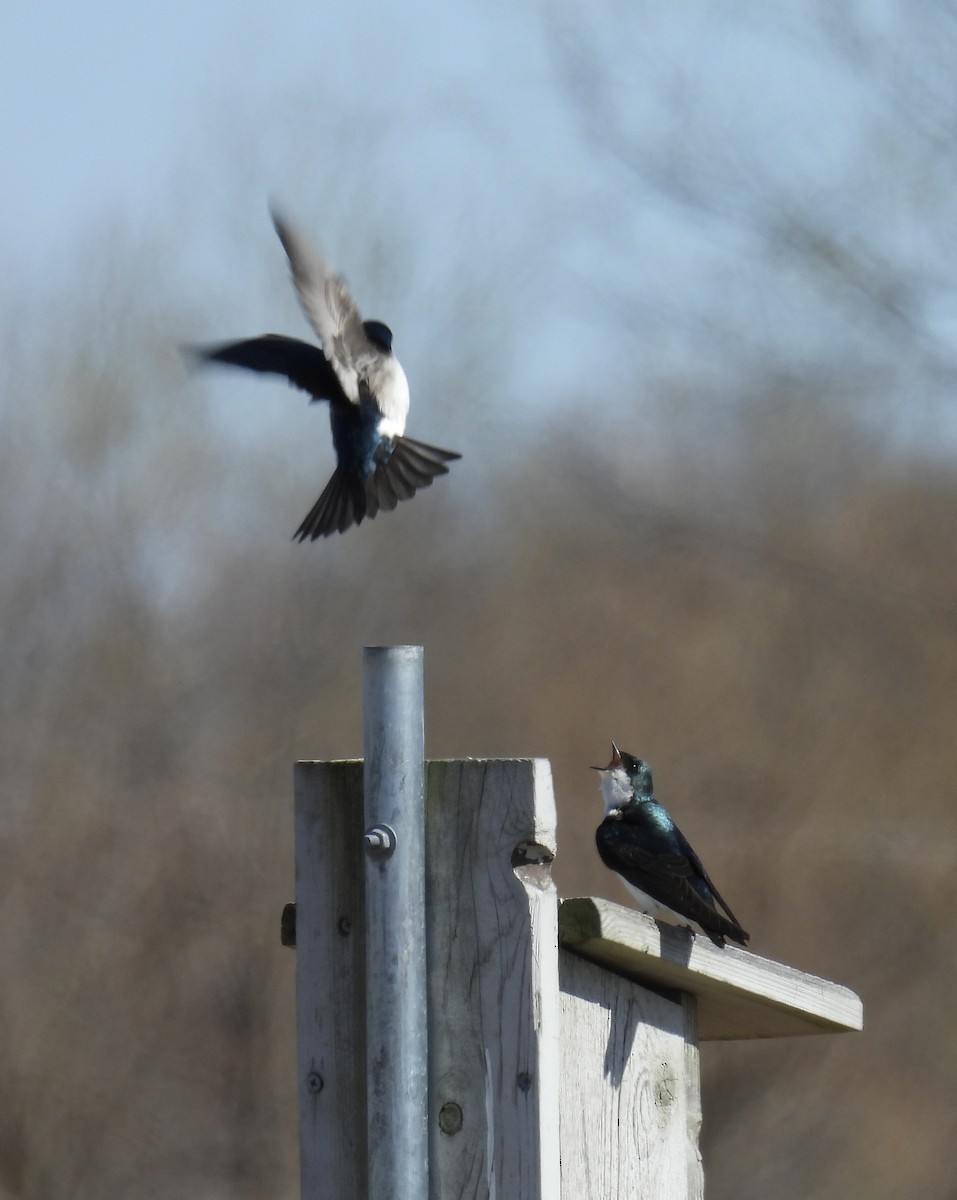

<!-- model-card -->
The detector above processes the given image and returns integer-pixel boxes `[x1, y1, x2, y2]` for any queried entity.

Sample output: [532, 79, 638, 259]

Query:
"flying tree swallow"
[593, 744, 749, 947]
[190, 210, 461, 539]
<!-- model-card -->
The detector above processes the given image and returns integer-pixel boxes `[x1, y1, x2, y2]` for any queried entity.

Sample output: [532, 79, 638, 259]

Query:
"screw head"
[363, 823, 397, 857]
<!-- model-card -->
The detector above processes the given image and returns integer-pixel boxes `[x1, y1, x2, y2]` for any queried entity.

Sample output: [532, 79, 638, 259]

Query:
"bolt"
[306, 1070, 324, 1095]
[363, 823, 397, 857]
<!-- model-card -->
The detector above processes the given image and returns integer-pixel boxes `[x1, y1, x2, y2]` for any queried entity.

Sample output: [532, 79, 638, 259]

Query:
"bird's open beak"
[591, 742, 623, 771]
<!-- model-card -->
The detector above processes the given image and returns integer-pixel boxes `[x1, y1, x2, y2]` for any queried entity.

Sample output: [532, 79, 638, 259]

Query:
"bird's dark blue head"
[613, 744, 654, 796]
[363, 320, 394, 353]
[591, 743, 655, 796]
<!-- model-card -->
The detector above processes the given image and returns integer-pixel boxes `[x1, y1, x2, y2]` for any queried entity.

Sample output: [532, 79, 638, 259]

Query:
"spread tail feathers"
[294, 436, 461, 540]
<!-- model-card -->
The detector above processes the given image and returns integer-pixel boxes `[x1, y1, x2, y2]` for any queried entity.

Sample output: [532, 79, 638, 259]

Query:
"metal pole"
[362, 645, 428, 1200]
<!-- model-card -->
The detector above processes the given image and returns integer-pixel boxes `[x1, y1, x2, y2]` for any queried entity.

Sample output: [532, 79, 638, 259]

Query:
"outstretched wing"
[189, 335, 345, 403]
[271, 210, 368, 405]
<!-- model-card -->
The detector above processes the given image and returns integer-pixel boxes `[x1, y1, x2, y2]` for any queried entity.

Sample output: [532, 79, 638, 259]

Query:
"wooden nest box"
[290, 742, 862, 1199]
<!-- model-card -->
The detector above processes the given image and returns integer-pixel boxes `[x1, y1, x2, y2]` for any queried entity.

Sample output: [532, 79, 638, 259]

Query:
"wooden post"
[427, 759, 561, 1200]
[294, 760, 366, 1199]
[294, 757, 560, 1200]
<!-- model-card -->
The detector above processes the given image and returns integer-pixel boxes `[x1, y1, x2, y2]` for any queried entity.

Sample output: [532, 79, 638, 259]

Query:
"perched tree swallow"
[593, 744, 749, 947]
[190, 210, 461, 539]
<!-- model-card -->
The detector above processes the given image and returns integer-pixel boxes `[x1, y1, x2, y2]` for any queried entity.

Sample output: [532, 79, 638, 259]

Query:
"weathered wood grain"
[559, 950, 704, 1200]
[559, 897, 864, 1040]
[427, 759, 561, 1200]
[683, 995, 704, 1200]
[294, 760, 366, 1199]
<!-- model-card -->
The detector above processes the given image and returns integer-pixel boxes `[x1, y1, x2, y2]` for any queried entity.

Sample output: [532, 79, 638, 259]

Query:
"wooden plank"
[682, 994, 704, 1200]
[427, 759, 561, 1200]
[559, 897, 863, 1041]
[294, 761, 366, 1199]
[559, 950, 704, 1199]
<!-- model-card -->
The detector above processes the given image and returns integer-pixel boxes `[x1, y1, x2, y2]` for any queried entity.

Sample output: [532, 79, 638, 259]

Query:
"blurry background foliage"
[3, 1, 957, 1196]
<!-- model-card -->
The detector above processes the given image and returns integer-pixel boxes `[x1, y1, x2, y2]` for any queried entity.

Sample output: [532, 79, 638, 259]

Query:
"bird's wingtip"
[268, 203, 299, 254]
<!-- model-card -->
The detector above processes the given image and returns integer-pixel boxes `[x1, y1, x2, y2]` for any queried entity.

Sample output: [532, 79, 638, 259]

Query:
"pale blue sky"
[4, 0, 955, 453]
[1, 0, 563, 263]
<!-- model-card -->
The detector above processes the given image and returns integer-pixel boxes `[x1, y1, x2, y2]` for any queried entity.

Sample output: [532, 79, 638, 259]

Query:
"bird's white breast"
[364, 354, 409, 437]
[617, 878, 694, 929]
[599, 767, 633, 816]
